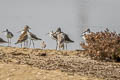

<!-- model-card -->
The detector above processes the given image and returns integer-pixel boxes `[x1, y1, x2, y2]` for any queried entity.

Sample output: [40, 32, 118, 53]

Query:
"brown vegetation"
[80, 28, 120, 61]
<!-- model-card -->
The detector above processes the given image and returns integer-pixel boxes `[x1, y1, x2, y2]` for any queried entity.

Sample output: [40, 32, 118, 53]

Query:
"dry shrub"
[80, 28, 120, 61]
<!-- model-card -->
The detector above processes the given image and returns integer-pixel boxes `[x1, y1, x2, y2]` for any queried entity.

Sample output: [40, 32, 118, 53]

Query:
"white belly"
[82, 36, 86, 40]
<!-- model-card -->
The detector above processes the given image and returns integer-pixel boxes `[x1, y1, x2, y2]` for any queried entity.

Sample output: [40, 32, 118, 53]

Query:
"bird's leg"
[29, 40, 31, 48]
[7, 38, 9, 47]
[10, 38, 11, 46]
[32, 40, 35, 48]
[21, 43, 22, 48]
[57, 41, 59, 50]
[58, 45, 60, 50]
[63, 43, 64, 50]
[58, 41, 60, 50]
[24, 42, 25, 47]
[24, 41, 26, 48]
[26, 40, 28, 48]
[66, 43, 67, 50]
[24, 40, 28, 48]
[56, 40, 58, 50]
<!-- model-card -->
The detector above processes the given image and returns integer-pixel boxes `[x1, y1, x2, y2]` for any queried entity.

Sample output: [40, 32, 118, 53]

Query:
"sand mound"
[0, 46, 120, 80]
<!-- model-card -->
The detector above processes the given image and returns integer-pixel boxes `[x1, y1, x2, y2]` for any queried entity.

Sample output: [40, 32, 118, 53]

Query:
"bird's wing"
[16, 33, 28, 44]
[29, 32, 42, 40]
[0, 38, 8, 43]
[64, 33, 74, 42]
[9, 32, 14, 37]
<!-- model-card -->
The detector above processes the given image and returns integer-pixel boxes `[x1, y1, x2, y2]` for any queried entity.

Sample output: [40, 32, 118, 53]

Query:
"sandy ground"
[0, 62, 101, 80]
[0, 46, 120, 80]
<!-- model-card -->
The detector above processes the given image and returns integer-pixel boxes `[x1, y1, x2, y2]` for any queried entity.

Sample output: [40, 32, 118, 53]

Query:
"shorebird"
[81, 28, 91, 40]
[15, 25, 30, 48]
[55, 27, 74, 50]
[40, 41, 46, 49]
[2, 29, 14, 46]
[27, 31, 42, 48]
[0, 37, 8, 44]
[47, 27, 74, 50]
[17, 29, 29, 47]
[47, 27, 63, 50]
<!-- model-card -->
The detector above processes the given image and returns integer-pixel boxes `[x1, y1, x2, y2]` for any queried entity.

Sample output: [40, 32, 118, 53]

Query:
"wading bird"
[40, 41, 46, 49]
[56, 27, 74, 50]
[27, 31, 42, 48]
[2, 29, 14, 46]
[15, 25, 30, 48]
[81, 28, 91, 40]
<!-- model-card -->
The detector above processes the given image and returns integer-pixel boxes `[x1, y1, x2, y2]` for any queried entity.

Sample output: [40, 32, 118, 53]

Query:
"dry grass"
[80, 28, 120, 61]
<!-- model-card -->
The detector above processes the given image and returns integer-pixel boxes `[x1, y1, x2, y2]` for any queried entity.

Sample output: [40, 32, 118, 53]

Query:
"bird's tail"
[0, 40, 8, 43]
[38, 38, 42, 40]
[70, 40, 74, 43]
[2, 41, 8, 43]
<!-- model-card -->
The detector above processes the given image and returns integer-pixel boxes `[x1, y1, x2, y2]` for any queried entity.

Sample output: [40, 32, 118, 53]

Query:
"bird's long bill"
[1, 31, 6, 33]
[17, 31, 22, 33]
[81, 31, 87, 34]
